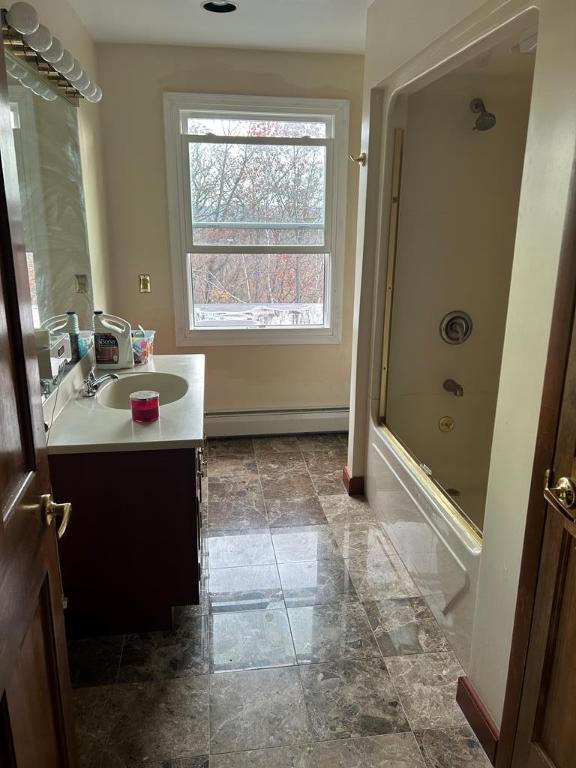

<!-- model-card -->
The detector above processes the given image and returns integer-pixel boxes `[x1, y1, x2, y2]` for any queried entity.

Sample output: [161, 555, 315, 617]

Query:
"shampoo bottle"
[93, 311, 134, 369]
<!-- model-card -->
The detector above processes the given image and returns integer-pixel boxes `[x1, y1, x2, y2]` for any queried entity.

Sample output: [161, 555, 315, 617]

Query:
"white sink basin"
[97, 372, 189, 410]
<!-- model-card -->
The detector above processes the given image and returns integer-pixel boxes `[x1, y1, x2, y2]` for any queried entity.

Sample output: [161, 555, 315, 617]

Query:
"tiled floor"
[71, 433, 490, 768]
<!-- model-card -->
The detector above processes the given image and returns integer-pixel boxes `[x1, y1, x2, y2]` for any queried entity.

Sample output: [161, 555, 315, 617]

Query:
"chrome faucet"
[82, 368, 119, 397]
[443, 378, 464, 397]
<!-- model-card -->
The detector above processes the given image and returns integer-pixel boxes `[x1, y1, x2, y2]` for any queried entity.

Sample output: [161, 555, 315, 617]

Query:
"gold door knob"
[41, 494, 72, 538]
[545, 473, 576, 510]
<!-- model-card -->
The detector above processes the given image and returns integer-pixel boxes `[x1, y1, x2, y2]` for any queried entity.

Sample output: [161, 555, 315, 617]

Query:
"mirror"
[6, 50, 93, 331]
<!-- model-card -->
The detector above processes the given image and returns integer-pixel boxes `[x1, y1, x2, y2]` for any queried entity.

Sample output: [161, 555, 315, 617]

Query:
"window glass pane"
[186, 117, 327, 138]
[189, 142, 326, 247]
[190, 253, 325, 328]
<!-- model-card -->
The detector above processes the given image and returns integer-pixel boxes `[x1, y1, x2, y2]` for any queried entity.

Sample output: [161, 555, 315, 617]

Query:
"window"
[164, 93, 349, 345]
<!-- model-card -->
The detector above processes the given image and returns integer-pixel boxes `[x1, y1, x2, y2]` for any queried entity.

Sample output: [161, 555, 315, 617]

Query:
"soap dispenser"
[93, 311, 134, 369]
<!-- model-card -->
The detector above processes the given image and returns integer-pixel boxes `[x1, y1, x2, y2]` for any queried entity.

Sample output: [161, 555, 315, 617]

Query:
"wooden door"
[510, 266, 576, 766]
[0, 34, 77, 768]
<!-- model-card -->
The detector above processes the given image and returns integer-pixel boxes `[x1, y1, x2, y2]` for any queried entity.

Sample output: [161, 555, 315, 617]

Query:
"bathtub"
[366, 420, 481, 670]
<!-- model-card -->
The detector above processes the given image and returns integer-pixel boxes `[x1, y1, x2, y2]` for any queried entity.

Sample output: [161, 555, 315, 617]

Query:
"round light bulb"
[67, 60, 83, 83]
[75, 72, 90, 91]
[85, 85, 102, 103]
[23, 23, 52, 52]
[55, 49, 74, 75]
[79, 79, 94, 95]
[41, 36, 64, 64]
[7, 2, 39, 34]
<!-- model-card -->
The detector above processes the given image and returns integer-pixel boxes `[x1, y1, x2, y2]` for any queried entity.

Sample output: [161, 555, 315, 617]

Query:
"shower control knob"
[440, 311, 473, 345]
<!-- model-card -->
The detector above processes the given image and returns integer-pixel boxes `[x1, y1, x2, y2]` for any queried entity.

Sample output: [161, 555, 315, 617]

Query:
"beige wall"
[355, 0, 576, 727]
[95, 43, 363, 412]
[386, 68, 532, 530]
[34, 0, 110, 311]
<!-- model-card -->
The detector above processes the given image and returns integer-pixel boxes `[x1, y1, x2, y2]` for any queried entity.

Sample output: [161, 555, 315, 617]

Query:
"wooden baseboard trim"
[457, 676, 500, 765]
[343, 465, 364, 496]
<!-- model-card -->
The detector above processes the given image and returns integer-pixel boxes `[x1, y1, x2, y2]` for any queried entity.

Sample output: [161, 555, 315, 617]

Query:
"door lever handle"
[41, 494, 72, 539]
[544, 470, 576, 511]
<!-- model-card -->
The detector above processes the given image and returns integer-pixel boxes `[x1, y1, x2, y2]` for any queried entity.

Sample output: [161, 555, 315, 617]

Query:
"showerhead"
[470, 97, 496, 131]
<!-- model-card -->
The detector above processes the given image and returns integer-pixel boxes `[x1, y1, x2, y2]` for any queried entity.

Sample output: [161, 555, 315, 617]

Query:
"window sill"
[176, 325, 342, 347]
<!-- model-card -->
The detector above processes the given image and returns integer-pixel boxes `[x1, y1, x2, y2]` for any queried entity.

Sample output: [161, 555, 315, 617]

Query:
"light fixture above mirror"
[2, 2, 103, 105]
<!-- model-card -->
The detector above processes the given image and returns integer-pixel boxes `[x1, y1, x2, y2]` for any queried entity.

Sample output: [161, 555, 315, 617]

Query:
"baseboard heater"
[204, 406, 350, 437]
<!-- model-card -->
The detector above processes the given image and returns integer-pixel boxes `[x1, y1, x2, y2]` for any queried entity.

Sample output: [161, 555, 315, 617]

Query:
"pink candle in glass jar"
[130, 390, 160, 423]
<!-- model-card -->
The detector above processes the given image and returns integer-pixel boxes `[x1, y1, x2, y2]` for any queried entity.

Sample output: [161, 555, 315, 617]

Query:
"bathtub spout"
[443, 378, 464, 397]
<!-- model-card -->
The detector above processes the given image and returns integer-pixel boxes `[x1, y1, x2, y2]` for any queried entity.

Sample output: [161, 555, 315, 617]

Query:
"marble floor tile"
[106, 676, 209, 763]
[266, 496, 328, 527]
[310, 470, 348, 496]
[68, 635, 124, 688]
[208, 502, 269, 531]
[331, 522, 397, 559]
[414, 726, 491, 768]
[256, 451, 308, 474]
[206, 529, 275, 568]
[208, 477, 264, 505]
[364, 597, 450, 657]
[299, 659, 410, 740]
[278, 556, 357, 606]
[261, 470, 316, 501]
[132, 759, 209, 768]
[117, 615, 209, 683]
[211, 608, 296, 671]
[253, 435, 301, 454]
[211, 733, 425, 767]
[347, 554, 421, 601]
[302, 449, 347, 474]
[385, 652, 467, 731]
[288, 602, 381, 663]
[207, 478, 267, 530]
[272, 525, 340, 563]
[208, 438, 254, 457]
[209, 563, 284, 612]
[73, 685, 116, 768]
[208, 454, 259, 480]
[320, 495, 377, 524]
[210, 666, 314, 753]
[297, 434, 347, 452]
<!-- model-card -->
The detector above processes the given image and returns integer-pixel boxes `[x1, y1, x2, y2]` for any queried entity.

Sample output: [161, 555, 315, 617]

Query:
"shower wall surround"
[385, 65, 534, 531]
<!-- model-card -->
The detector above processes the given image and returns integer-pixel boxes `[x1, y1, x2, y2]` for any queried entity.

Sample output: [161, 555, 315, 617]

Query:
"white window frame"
[163, 92, 349, 347]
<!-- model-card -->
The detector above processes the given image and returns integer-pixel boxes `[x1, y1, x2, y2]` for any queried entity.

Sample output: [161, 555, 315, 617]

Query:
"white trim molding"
[163, 92, 349, 347]
[204, 406, 350, 437]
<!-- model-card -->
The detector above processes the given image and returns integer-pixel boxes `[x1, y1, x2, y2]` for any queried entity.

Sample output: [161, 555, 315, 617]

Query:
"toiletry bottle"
[66, 310, 81, 363]
[93, 311, 134, 369]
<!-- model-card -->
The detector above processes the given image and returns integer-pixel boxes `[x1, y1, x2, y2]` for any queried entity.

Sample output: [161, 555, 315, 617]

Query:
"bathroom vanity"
[46, 355, 205, 635]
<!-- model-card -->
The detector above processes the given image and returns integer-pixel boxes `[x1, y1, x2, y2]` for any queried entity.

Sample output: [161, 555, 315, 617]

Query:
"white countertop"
[47, 355, 205, 455]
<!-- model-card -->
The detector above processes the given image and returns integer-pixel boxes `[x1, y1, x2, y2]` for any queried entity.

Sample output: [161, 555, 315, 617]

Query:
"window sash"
[188, 251, 331, 330]
[179, 110, 333, 138]
[181, 134, 334, 255]
[163, 92, 349, 346]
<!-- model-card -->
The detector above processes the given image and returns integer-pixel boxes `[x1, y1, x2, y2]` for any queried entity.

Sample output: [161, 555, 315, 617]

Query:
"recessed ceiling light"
[202, 1, 238, 12]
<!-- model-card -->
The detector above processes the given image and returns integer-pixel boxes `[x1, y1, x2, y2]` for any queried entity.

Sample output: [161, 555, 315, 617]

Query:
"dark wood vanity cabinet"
[49, 446, 203, 636]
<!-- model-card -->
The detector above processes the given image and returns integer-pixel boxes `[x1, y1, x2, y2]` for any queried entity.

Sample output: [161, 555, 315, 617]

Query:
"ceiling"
[68, 0, 369, 54]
